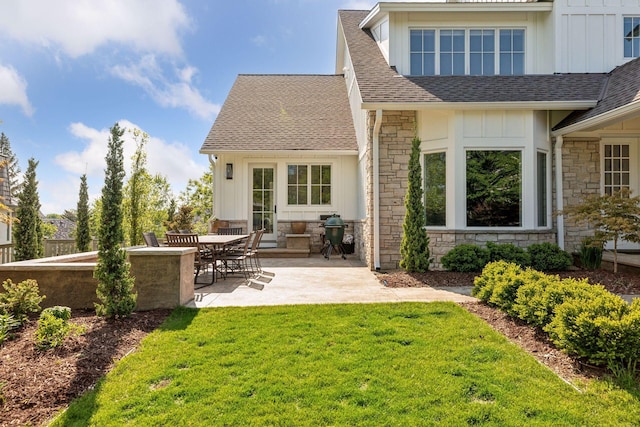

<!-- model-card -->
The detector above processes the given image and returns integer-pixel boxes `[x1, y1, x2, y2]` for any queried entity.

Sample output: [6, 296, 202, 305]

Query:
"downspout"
[373, 110, 383, 270]
[207, 154, 217, 220]
[554, 135, 565, 250]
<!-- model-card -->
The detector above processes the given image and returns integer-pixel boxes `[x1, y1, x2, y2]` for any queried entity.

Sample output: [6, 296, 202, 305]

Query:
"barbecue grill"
[321, 214, 348, 259]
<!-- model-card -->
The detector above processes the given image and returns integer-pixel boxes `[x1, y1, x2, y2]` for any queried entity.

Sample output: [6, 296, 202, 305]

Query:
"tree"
[76, 174, 91, 252]
[0, 132, 21, 198]
[124, 129, 149, 246]
[179, 167, 213, 234]
[400, 137, 432, 272]
[562, 188, 640, 273]
[94, 123, 136, 318]
[13, 158, 44, 261]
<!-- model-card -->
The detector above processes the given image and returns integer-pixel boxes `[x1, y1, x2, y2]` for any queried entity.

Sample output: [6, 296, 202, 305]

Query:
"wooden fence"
[0, 239, 98, 264]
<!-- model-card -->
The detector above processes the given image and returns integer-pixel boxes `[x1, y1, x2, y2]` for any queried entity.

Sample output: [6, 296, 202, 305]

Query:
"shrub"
[472, 261, 522, 304]
[579, 237, 603, 270]
[442, 244, 490, 272]
[513, 275, 603, 328]
[35, 306, 83, 350]
[0, 279, 45, 323]
[486, 242, 531, 267]
[545, 290, 632, 366]
[0, 313, 21, 345]
[527, 242, 573, 271]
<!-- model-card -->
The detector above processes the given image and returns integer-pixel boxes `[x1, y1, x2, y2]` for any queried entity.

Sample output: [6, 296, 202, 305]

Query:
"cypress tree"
[94, 123, 136, 318]
[400, 137, 432, 272]
[13, 158, 44, 261]
[75, 174, 91, 252]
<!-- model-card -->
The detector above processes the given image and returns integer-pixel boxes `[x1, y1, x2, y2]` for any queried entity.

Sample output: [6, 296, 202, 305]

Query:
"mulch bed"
[0, 309, 171, 427]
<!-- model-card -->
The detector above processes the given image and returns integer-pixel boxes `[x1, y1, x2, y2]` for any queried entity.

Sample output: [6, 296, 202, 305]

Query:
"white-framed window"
[424, 151, 446, 226]
[624, 17, 640, 58]
[409, 28, 524, 76]
[602, 144, 630, 195]
[466, 150, 522, 227]
[536, 151, 548, 227]
[287, 164, 332, 205]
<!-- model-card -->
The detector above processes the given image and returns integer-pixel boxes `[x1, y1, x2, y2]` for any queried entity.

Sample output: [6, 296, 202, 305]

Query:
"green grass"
[52, 303, 640, 426]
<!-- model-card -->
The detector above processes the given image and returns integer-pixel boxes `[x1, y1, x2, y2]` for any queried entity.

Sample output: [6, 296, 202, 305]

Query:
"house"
[0, 154, 14, 246]
[201, 0, 640, 271]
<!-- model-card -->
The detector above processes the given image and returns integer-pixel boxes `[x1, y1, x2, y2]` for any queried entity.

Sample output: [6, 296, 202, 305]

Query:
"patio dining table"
[198, 233, 249, 250]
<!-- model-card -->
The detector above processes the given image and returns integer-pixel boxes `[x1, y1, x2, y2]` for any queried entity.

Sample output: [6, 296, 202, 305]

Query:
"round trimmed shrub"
[472, 260, 523, 306]
[486, 242, 531, 267]
[527, 242, 573, 271]
[442, 244, 490, 272]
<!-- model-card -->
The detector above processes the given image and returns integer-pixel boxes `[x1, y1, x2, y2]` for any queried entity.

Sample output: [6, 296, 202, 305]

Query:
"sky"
[0, 0, 386, 215]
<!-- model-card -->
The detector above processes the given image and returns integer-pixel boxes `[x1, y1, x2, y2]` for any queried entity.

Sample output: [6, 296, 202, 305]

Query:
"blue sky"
[0, 0, 383, 214]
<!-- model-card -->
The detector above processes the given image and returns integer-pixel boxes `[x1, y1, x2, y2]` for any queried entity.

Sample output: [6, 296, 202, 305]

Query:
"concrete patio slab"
[185, 255, 476, 308]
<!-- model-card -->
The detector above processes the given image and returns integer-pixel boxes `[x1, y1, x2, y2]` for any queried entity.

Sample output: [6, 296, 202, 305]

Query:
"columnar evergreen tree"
[94, 123, 136, 318]
[400, 137, 432, 272]
[75, 174, 91, 252]
[13, 158, 44, 261]
[0, 132, 21, 198]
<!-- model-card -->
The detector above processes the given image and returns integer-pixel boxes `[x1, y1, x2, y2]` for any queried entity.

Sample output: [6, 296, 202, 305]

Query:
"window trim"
[624, 16, 640, 59]
[423, 150, 447, 227]
[409, 27, 525, 76]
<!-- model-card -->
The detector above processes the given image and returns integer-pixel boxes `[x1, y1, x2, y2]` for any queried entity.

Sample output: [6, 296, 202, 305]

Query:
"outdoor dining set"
[143, 228, 265, 288]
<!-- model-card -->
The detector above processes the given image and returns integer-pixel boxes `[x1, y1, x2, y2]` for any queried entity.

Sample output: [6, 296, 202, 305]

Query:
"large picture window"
[410, 28, 524, 76]
[424, 152, 446, 226]
[466, 150, 521, 227]
[287, 164, 331, 205]
[624, 17, 640, 58]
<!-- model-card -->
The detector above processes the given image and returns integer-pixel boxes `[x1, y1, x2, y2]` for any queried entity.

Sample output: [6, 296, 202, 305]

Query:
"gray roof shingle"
[339, 10, 606, 106]
[201, 74, 357, 153]
[554, 57, 640, 131]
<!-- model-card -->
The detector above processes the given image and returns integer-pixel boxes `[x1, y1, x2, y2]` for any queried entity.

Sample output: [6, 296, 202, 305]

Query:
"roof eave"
[360, 101, 598, 111]
[552, 100, 640, 136]
[359, 2, 553, 29]
[199, 149, 359, 156]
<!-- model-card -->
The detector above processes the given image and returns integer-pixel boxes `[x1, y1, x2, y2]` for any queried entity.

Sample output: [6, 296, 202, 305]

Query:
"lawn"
[52, 302, 640, 426]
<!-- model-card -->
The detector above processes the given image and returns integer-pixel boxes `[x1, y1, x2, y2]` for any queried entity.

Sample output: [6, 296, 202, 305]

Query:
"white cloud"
[0, 64, 33, 116]
[111, 55, 220, 120]
[342, 0, 376, 9]
[0, 0, 190, 58]
[251, 35, 268, 47]
[53, 120, 208, 207]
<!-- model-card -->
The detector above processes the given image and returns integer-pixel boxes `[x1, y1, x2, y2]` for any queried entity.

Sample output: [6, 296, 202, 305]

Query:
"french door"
[251, 165, 276, 244]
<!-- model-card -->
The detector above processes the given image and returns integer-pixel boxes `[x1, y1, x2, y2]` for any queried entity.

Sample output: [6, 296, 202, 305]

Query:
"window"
[424, 152, 446, 226]
[287, 164, 331, 205]
[470, 30, 495, 76]
[410, 28, 524, 76]
[440, 30, 465, 75]
[466, 150, 521, 227]
[537, 152, 547, 227]
[410, 29, 435, 75]
[499, 29, 525, 75]
[624, 17, 640, 58]
[603, 144, 630, 195]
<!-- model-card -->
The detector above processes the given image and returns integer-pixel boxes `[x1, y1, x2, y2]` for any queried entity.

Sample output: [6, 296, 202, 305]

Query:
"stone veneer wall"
[560, 139, 601, 253]
[362, 110, 417, 270]
[427, 230, 556, 270]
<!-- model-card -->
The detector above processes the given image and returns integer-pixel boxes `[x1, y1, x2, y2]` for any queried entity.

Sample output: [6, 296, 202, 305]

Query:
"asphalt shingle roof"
[201, 74, 357, 152]
[554, 57, 640, 130]
[339, 10, 607, 106]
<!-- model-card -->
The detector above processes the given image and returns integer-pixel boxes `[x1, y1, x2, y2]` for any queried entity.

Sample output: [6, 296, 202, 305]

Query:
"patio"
[187, 255, 476, 308]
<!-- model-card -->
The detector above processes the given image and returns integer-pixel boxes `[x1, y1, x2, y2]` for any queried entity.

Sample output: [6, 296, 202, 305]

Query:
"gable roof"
[339, 9, 606, 109]
[200, 74, 357, 153]
[553, 57, 640, 133]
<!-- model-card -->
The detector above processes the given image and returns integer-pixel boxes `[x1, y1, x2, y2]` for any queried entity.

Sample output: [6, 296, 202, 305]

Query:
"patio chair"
[218, 231, 254, 279]
[165, 233, 215, 286]
[217, 227, 243, 235]
[247, 228, 265, 274]
[142, 231, 160, 247]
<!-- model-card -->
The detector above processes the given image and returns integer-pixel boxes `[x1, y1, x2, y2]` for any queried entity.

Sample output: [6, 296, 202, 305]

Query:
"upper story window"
[624, 17, 640, 58]
[410, 28, 524, 76]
